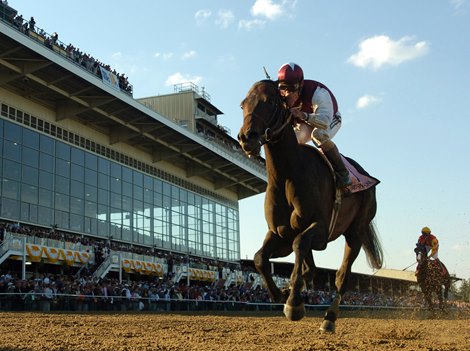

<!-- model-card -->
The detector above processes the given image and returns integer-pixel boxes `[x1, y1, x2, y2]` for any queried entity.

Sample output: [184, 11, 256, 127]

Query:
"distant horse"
[238, 80, 383, 332]
[414, 243, 451, 312]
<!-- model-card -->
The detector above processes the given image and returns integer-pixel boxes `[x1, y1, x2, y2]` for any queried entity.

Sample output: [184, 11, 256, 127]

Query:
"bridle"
[415, 244, 429, 265]
[242, 82, 293, 147]
[259, 102, 293, 146]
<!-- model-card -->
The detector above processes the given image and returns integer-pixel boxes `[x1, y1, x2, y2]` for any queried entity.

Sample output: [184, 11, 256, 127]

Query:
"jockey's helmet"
[421, 226, 431, 234]
[278, 62, 304, 89]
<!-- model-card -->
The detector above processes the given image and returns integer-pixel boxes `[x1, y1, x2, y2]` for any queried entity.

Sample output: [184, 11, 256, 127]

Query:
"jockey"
[277, 62, 352, 189]
[416, 226, 448, 276]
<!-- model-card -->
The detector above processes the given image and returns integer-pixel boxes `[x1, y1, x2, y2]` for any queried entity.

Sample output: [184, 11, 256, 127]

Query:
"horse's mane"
[256, 79, 277, 86]
[249, 79, 278, 95]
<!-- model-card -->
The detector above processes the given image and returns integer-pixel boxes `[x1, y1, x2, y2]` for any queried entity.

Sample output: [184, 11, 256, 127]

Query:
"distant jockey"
[415, 226, 448, 277]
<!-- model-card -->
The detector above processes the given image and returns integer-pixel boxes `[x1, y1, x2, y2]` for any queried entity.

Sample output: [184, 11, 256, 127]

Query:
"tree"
[455, 279, 470, 302]
[459, 279, 470, 302]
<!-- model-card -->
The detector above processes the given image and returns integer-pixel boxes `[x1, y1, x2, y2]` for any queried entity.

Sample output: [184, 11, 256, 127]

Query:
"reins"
[257, 91, 293, 146]
[259, 109, 293, 146]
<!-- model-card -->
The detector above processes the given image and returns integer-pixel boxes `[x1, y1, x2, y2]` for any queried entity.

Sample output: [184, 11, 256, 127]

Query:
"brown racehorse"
[237, 80, 383, 332]
[414, 243, 451, 312]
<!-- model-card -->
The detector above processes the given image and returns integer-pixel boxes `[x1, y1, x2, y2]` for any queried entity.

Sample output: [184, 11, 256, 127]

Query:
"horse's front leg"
[253, 230, 292, 303]
[284, 222, 325, 321]
[436, 285, 448, 312]
[425, 291, 435, 315]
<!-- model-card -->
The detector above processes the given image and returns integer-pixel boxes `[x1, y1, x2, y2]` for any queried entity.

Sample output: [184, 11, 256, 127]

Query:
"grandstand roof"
[372, 269, 417, 282]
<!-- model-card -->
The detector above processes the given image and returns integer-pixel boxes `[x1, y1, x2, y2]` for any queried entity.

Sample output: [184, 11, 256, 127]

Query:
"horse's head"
[415, 243, 428, 264]
[237, 80, 291, 157]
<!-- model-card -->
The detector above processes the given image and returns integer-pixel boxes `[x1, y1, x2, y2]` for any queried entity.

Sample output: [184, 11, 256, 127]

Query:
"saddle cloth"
[342, 156, 380, 194]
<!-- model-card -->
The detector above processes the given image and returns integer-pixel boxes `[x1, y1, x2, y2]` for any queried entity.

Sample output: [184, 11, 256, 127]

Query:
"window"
[3, 140, 21, 162]
[71, 164, 84, 182]
[40, 134, 54, 155]
[38, 188, 53, 207]
[56, 142, 70, 161]
[22, 147, 39, 167]
[55, 193, 69, 211]
[55, 175, 70, 194]
[85, 153, 97, 169]
[22, 165, 38, 186]
[23, 128, 39, 148]
[39, 153, 54, 172]
[4, 121, 21, 143]
[85, 184, 97, 202]
[39, 170, 53, 190]
[3, 159, 21, 180]
[70, 196, 84, 215]
[84, 168, 97, 186]
[21, 184, 38, 204]
[56, 158, 70, 177]
[71, 148, 84, 166]
[1, 198, 19, 218]
[70, 180, 84, 198]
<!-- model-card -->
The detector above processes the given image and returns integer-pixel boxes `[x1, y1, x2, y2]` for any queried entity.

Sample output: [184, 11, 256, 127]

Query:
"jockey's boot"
[321, 141, 352, 189]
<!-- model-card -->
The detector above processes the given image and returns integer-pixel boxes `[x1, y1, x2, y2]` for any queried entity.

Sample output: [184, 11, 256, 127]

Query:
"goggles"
[278, 83, 299, 93]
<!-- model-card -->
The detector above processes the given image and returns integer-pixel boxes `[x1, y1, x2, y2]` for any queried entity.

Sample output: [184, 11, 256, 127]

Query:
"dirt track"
[0, 310, 469, 351]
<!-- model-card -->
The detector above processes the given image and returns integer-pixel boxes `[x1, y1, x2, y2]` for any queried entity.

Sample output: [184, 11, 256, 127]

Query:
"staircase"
[92, 252, 121, 280]
[0, 236, 24, 265]
[172, 265, 188, 283]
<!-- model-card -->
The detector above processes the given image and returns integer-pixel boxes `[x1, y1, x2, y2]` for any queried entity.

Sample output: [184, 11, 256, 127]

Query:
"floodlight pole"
[22, 237, 26, 280]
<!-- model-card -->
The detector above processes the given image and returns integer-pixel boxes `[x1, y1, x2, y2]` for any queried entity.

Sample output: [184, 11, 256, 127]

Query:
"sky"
[9, 0, 470, 280]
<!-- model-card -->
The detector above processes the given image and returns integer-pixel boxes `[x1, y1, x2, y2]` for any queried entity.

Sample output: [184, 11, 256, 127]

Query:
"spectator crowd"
[1, 1, 133, 95]
[2, 219, 469, 314]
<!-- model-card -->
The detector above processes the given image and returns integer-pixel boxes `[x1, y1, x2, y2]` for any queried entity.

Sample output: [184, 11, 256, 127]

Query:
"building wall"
[138, 91, 196, 132]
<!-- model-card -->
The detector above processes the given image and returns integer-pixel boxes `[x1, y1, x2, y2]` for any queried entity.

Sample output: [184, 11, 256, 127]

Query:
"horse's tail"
[362, 221, 383, 269]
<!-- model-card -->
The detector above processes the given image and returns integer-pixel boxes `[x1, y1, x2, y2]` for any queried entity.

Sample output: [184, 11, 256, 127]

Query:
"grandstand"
[0, 1, 267, 279]
[0, 2, 461, 311]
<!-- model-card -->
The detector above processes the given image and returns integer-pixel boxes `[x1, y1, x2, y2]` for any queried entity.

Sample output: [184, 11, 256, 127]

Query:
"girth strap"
[328, 188, 342, 236]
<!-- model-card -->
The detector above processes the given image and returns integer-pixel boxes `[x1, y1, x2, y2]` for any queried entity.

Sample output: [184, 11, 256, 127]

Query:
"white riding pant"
[294, 113, 342, 147]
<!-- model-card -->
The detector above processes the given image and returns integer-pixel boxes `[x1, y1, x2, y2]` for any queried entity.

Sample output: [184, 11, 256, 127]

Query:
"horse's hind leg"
[320, 230, 362, 333]
[254, 230, 292, 303]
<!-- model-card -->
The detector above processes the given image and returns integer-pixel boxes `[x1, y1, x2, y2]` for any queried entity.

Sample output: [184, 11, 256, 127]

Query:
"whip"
[402, 261, 417, 271]
[263, 66, 271, 80]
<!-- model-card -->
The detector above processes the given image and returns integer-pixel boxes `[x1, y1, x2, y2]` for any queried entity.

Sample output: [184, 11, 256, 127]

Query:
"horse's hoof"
[319, 320, 336, 333]
[283, 303, 305, 321]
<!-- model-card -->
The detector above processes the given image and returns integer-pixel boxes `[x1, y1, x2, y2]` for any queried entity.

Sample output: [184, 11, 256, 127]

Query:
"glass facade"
[0, 114, 240, 261]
